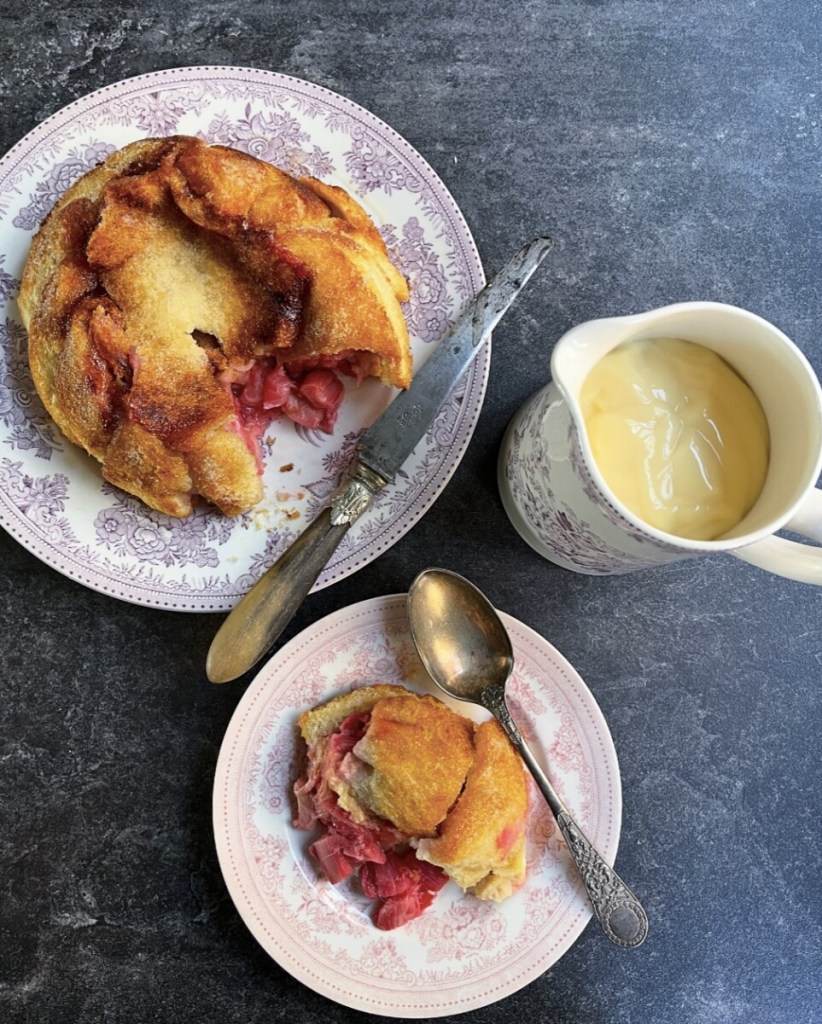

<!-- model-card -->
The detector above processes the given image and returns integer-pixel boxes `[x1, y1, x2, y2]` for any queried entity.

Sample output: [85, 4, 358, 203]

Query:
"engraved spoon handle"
[481, 684, 649, 949]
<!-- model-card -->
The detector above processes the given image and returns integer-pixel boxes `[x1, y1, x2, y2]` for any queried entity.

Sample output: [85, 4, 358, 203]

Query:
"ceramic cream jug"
[498, 301, 822, 584]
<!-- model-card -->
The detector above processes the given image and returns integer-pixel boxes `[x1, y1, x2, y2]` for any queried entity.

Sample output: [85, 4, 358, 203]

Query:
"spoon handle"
[553, 809, 649, 948]
[481, 685, 649, 949]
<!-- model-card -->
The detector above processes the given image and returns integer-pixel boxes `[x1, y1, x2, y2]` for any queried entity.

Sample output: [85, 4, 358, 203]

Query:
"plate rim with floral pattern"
[0, 66, 487, 611]
[213, 594, 622, 1018]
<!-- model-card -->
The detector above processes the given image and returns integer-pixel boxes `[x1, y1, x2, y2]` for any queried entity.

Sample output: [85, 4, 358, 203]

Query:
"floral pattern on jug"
[499, 381, 688, 574]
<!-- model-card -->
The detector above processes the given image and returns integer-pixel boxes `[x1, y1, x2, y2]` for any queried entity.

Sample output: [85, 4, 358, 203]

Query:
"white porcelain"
[499, 302, 822, 583]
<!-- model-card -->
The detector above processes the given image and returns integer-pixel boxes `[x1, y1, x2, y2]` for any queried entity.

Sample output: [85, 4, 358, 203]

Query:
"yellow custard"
[579, 338, 770, 540]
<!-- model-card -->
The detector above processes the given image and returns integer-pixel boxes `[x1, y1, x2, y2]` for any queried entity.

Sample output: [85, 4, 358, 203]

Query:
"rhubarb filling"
[293, 711, 450, 930]
[218, 349, 379, 470]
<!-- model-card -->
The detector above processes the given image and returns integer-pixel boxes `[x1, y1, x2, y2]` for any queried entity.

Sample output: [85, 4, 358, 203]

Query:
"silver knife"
[206, 236, 552, 682]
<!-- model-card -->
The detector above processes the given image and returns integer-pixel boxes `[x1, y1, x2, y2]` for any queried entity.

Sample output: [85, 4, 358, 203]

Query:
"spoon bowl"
[407, 568, 514, 701]
[407, 567, 649, 949]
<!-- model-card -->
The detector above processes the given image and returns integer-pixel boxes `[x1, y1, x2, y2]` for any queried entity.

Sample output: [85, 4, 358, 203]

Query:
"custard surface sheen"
[580, 338, 770, 540]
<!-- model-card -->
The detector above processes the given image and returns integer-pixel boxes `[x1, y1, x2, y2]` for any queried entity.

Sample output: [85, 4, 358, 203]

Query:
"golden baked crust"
[297, 683, 411, 746]
[19, 136, 412, 517]
[348, 694, 475, 835]
[415, 719, 529, 900]
[298, 685, 475, 835]
[298, 684, 528, 900]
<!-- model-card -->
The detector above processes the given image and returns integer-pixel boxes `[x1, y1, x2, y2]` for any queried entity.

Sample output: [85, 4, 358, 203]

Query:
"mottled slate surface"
[1, 2, 820, 1022]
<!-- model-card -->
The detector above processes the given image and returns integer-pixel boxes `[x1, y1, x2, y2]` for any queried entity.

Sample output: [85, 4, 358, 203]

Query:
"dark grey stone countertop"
[1, 3, 820, 1023]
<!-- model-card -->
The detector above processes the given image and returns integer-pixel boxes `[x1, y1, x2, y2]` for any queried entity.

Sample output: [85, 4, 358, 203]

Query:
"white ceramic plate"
[213, 595, 621, 1018]
[0, 67, 486, 610]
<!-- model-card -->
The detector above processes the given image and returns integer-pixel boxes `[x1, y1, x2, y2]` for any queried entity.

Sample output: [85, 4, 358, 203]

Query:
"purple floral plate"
[0, 67, 486, 611]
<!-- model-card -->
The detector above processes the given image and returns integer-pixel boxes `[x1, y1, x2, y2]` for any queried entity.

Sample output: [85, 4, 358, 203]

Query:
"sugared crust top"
[19, 136, 412, 518]
[297, 683, 410, 746]
[351, 695, 475, 835]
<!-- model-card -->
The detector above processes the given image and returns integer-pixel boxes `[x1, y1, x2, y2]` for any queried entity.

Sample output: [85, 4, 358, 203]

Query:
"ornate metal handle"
[481, 683, 648, 949]
[206, 459, 386, 683]
[555, 810, 648, 948]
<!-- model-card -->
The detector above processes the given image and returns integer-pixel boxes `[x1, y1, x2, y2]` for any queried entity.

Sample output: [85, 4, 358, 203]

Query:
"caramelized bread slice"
[274, 225, 413, 388]
[343, 693, 475, 835]
[166, 143, 412, 385]
[300, 177, 410, 301]
[297, 685, 475, 836]
[168, 138, 333, 235]
[297, 683, 411, 745]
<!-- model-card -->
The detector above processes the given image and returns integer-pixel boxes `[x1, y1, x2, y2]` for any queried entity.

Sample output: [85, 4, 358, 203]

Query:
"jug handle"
[731, 488, 822, 584]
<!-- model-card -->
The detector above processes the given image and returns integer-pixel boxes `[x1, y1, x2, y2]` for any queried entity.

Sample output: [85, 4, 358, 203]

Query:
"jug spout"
[550, 313, 641, 405]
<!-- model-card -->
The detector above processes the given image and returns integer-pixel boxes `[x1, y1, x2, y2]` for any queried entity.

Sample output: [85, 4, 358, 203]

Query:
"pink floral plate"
[0, 67, 486, 610]
[213, 594, 621, 1017]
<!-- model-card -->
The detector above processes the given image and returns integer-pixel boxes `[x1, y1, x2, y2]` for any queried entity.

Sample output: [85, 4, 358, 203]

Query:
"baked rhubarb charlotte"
[293, 684, 529, 930]
[18, 135, 412, 517]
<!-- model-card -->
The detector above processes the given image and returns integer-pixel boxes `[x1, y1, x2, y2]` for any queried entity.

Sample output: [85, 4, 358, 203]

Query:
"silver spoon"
[407, 568, 649, 949]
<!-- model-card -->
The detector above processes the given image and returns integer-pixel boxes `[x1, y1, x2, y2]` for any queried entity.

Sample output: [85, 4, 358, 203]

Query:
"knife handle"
[206, 461, 386, 683]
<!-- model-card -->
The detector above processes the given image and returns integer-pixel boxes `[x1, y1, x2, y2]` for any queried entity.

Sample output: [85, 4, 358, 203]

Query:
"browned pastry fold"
[297, 684, 529, 902]
[19, 136, 412, 517]
[415, 718, 529, 899]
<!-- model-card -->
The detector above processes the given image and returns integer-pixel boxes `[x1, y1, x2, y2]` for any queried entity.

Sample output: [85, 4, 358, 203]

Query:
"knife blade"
[358, 235, 553, 482]
[206, 236, 552, 683]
